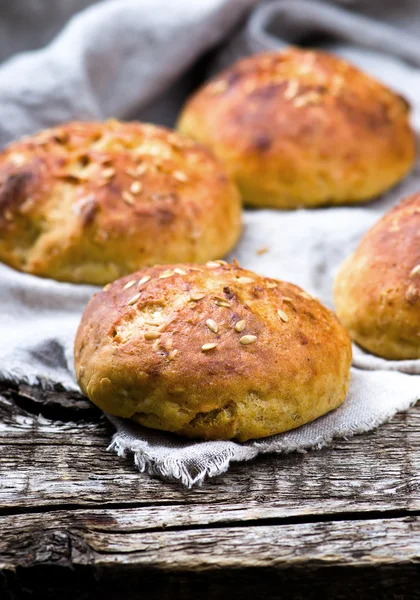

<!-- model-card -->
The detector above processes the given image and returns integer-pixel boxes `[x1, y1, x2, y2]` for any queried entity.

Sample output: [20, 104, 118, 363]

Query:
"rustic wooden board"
[1, 509, 420, 568]
[0, 382, 419, 599]
[1, 513, 419, 599]
[1, 385, 419, 516]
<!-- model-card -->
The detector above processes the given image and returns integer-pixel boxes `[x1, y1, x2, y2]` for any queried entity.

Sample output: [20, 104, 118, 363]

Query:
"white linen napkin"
[0, 0, 418, 486]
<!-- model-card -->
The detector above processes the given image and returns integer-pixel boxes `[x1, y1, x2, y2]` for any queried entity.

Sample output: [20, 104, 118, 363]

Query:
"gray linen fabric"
[0, 0, 419, 486]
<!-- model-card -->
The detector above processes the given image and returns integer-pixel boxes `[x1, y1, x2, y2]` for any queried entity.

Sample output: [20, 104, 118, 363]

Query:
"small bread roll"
[0, 120, 241, 284]
[334, 193, 420, 360]
[178, 48, 415, 209]
[75, 262, 352, 441]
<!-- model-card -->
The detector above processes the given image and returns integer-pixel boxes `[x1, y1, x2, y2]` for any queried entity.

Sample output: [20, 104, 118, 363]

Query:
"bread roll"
[0, 120, 241, 284]
[178, 48, 415, 209]
[334, 193, 420, 359]
[75, 262, 352, 441]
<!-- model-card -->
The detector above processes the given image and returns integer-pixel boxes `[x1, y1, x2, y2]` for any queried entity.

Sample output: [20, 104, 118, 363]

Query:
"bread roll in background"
[75, 262, 352, 441]
[0, 120, 241, 285]
[178, 48, 416, 209]
[334, 193, 420, 360]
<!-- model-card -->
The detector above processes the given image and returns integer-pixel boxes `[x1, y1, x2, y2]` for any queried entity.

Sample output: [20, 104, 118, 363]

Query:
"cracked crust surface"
[75, 262, 352, 441]
[178, 48, 415, 209]
[334, 193, 420, 360]
[0, 120, 241, 284]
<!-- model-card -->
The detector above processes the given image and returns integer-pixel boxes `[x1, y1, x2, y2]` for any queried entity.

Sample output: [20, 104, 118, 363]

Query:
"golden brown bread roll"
[75, 262, 352, 441]
[0, 120, 241, 284]
[334, 193, 420, 360]
[178, 48, 416, 209]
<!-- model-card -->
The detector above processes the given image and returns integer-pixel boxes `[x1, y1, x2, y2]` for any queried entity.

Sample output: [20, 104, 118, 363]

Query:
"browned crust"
[0, 120, 241, 284]
[75, 262, 352, 441]
[334, 193, 420, 359]
[178, 48, 416, 208]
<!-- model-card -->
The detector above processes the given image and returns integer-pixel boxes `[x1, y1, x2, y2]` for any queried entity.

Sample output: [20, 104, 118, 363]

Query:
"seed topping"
[173, 170, 188, 182]
[10, 153, 26, 167]
[122, 191, 135, 205]
[294, 91, 321, 107]
[136, 163, 147, 176]
[144, 317, 160, 326]
[190, 292, 206, 302]
[19, 197, 34, 214]
[239, 335, 257, 345]
[123, 280, 136, 290]
[234, 320, 246, 332]
[130, 181, 143, 194]
[206, 261, 221, 268]
[405, 284, 418, 304]
[206, 319, 219, 334]
[409, 264, 420, 278]
[278, 309, 289, 322]
[159, 270, 173, 279]
[237, 277, 254, 284]
[127, 292, 141, 306]
[202, 342, 217, 352]
[215, 299, 231, 308]
[174, 267, 187, 275]
[138, 275, 151, 286]
[300, 291, 312, 300]
[102, 167, 116, 180]
[144, 331, 161, 340]
[284, 79, 299, 101]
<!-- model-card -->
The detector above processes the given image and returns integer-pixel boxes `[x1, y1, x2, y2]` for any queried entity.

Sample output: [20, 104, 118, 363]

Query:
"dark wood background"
[1, 381, 419, 599]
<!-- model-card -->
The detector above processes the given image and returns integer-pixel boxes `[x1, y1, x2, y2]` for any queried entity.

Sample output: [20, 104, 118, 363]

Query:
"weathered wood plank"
[0, 389, 107, 446]
[1, 384, 420, 598]
[0, 506, 420, 558]
[1, 388, 419, 521]
[0, 514, 419, 599]
[0, 511, 419, 568]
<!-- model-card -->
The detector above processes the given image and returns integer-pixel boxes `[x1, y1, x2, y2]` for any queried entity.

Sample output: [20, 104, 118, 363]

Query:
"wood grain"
[1, 383, 419, 599]
[1, 387, 419, 518]
[1, 512, 419, 599]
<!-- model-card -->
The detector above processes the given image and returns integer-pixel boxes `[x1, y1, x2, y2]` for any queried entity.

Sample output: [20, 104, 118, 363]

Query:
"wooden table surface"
[0, 381, 419, 599]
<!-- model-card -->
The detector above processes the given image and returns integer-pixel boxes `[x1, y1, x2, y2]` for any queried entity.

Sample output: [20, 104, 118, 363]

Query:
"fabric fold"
[0, 0, 418, 486]
[248, 0, 420, 65]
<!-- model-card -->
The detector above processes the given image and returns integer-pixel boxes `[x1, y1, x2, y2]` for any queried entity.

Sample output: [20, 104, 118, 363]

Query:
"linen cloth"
[0, 0, 419, 487]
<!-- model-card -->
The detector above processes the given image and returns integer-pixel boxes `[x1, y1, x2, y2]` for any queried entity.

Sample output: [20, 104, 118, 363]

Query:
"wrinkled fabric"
[0, 0, 418, 486]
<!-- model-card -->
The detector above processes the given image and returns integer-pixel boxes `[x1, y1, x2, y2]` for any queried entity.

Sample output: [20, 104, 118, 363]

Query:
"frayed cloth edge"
[108, 436, 259, 488]
[107, 393, 419, 488]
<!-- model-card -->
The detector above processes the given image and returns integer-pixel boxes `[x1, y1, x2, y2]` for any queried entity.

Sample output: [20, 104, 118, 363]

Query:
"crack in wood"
[1, 516, 419, 572]
[1, 379, 419, 597]
[1, 382, 99, 424]
[0, 500, 183, 518]
[0, 502, 419, 528]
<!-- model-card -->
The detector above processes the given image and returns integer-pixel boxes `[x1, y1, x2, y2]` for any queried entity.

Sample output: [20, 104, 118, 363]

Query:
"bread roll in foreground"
[178, 48, 415, 209]
[334, 193, 420, 360]
[0, 120, 241, 284]
[75, 262, 352, 441]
